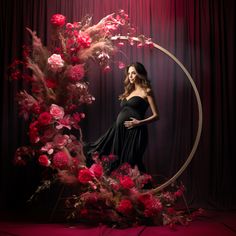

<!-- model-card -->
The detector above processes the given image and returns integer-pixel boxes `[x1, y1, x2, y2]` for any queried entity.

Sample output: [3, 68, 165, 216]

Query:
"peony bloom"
[53, 151, 69, 169]
[38, 112, 53, 126]
[38, 154, 51, 167]
[77, 168, 94, 184]
[50, 104, 64, 120]
[119, 176, 135, 189]
[90, 164, 103, 179]
[116, 199, 133, 215]
[66, 64, 85, 82]
[50, 14, 66, 27]
[48, 54, 65, 71]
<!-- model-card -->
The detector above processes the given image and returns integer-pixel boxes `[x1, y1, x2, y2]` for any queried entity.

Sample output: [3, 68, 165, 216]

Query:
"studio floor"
[0, 210, 235, 236]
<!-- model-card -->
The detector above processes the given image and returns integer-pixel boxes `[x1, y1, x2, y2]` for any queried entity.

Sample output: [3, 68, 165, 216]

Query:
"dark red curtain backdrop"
[0, 0, 235, 214]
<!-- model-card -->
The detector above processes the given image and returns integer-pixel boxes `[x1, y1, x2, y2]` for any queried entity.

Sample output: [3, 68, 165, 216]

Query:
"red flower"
[138, 193, 163, 217]
[167, 207, 176, 215]
[50, 14, 66, 27]
[90, 164, 103, 179]
[38, 112, 52, 125]
[77, 168, 94, 184]
[45, 78, 57, 89]
[66, 64, 85, 82]
[29, 121, 39, 143]
[138, 193, 153, 205]
[53, 151, 69, 169]
[31, 103, 41, 114]
[144, 198, 163, 217]
[117, 199, 133, 215]
[38, 154, 51, 167]
[119, 176, 135, 189]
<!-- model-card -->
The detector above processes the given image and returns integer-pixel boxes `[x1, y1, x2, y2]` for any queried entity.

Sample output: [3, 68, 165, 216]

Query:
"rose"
[119, 176, 135, 189]
[50, 104, 64, 119]
[50, 14, 66, 27]
[66, 64, 85, 82]
[38, 112, 52, 125]
[38, 154, 51, 167]
[48, 54, 64, 71]
[77, 168, 94, 184]
[116, 199, 133, 215]
[89, 164, 103, 179]
[53, 151, 69, 169]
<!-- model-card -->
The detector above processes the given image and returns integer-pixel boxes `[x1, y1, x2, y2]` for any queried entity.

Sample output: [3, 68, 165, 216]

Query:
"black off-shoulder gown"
[85, 96, 149, 172]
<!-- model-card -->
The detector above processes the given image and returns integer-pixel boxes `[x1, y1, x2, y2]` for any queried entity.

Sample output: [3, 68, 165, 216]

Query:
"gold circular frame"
[112, 36, 203, 192]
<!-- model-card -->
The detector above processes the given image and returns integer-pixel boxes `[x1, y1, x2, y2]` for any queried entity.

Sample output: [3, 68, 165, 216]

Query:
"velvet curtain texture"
[0, 0, 235, 213]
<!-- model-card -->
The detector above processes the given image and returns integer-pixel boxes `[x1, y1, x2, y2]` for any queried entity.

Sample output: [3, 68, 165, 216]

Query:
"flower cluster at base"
[63, 153, 202, 228]
[9, 11, 202, 228]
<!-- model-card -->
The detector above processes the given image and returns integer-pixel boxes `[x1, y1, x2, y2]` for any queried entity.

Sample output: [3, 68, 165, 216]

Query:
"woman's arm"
[124, 90, 159, 129]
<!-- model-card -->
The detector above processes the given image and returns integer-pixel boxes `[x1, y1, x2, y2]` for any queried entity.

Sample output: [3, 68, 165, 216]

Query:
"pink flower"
[50, 14, 66, 27]
[53, 151, 69, 169]
[77, 32, 91, 48]
[119, 176, 135, 189]
[41, 142, 54, 154]
[66, 23, 74, 30]
[118, 61, 125, 69]
[103, 65, 111, 72]
[50, 104, 64, 120]
[90, 164, 103, 179]
[77, 168, 94, 184]
[38, 112, 52, 125]
[48, 54, 64, 71]
[56, 116, 71, 130]
[66, 64, 85, 82]
[117, 199, 133, 215]
[38, 154, 51, 167]
[53, 134, 69, 149]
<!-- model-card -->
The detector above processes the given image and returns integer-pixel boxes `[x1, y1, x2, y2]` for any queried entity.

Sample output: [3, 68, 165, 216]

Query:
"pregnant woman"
[85, 62, 159, 172]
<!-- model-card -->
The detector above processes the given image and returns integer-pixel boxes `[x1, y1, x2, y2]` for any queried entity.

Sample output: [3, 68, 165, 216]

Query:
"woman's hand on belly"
[124, 117, 141, 129]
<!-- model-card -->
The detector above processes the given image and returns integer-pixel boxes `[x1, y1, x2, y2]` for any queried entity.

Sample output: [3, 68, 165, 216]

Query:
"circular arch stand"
[112, 36, 203, 193]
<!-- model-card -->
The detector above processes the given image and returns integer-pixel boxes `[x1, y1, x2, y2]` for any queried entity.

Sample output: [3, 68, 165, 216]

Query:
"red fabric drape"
[0, 0, 235, 213]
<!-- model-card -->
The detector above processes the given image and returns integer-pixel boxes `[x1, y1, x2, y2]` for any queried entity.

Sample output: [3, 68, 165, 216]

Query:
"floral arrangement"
[9, 11, 202, 228]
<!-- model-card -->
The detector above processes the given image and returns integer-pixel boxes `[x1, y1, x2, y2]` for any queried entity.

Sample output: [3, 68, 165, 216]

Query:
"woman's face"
[127, 66, 138, 84]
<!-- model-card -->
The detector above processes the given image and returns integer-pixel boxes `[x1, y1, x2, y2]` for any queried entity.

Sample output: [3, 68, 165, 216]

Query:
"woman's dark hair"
[119, 62, 151, 100]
